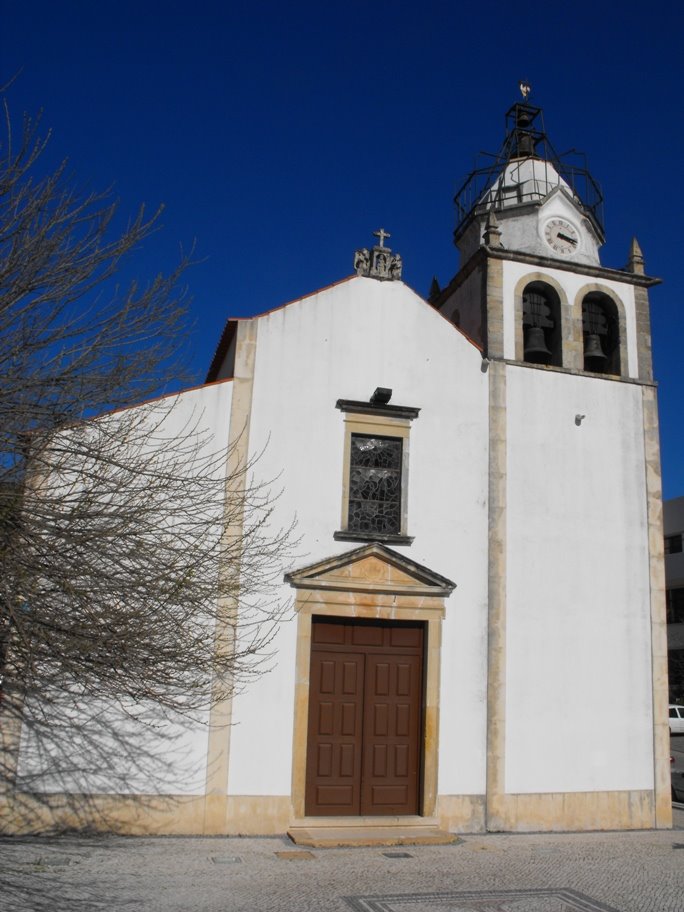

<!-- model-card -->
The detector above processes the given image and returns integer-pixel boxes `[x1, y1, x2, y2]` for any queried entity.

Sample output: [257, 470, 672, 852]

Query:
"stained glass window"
[348, 434, 402, 535]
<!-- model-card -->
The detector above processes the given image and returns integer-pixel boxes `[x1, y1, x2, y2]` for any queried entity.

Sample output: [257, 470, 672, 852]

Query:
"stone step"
[287, 824, 459, 848]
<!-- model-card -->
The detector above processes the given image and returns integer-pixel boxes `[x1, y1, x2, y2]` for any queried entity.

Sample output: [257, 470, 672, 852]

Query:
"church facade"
[9, 102, 672, 836]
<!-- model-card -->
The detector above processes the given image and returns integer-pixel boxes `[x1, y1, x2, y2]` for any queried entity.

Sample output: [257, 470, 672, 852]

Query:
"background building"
[665, 496, 684, 704]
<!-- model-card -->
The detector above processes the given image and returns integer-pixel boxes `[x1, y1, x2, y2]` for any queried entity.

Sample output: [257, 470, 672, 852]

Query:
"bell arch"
[513, 273, 572, 367]
[573, 284, 628, 377]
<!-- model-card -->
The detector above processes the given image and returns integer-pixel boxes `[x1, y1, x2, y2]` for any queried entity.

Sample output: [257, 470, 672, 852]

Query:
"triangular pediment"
[539, 185, 602, 242]
[285, 543, 455, 596]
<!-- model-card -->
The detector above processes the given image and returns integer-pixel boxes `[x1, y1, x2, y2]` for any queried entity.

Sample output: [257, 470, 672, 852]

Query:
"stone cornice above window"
[334, 529, 415, 546]
[336, 399, 421, 421]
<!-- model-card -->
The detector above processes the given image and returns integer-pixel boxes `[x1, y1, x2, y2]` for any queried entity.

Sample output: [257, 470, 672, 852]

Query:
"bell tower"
[432, 92, 671, 834]
[431, 96, 659, 381]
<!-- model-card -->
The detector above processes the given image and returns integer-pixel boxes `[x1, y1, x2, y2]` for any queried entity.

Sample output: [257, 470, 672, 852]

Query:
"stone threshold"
[288, 816, 458, 847]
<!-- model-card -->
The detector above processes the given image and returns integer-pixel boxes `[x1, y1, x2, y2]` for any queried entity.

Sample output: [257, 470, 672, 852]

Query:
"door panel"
[305, 650, 364, 815]
[360, 653, 422, 815]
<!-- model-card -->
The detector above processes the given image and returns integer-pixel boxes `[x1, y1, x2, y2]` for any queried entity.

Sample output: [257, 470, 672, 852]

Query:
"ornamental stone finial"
[626, 236, 645, 275]
[354, 229, 403, 281]
[483, 209, 502, 247]
[428, 276, 441, 302]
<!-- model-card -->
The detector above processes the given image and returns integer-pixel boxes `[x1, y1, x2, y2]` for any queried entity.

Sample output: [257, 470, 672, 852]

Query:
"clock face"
[543, 218, 580, 256]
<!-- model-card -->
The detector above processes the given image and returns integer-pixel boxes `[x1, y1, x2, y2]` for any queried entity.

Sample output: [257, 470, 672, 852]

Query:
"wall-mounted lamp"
[575, 414, 586, 426]
[480, 358, 490, 373]
[371, 387, 392, 405]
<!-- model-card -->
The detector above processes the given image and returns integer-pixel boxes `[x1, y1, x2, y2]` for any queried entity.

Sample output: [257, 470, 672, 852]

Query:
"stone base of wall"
[226, 795, 292, 833]
[486, 789, 668, 832]
[437, 789, 670, 834]
[0, 793, 292, 836]
[1, 789, 669, 836]
[437, 794, 486, 833]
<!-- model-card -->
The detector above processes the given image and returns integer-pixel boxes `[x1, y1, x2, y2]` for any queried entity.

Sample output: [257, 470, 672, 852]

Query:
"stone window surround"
[334, 401, 419, 546]
[514, 272, 570, 365]
[520, 280, 563, 367]
[574, 282, 629, 378]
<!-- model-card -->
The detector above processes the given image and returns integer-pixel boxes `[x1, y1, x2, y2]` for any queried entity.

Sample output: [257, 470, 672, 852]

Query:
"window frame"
[665, 533, 683, 555]
[334, 401, 418, 545]
[346, 431, 404, 538]
[666, 586, 684, 625]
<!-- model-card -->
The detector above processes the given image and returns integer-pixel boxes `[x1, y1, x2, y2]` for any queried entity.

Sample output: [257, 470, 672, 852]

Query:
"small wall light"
[575, 414, 586, 426]
[371, 387, 392, 405]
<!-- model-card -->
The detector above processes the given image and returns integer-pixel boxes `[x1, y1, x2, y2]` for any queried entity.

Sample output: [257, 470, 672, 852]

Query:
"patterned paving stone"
[2, 827, 683, 912]
[210, 855, 242, 864]
[274, 849, 315, 860]
[344, 888, 621, 912]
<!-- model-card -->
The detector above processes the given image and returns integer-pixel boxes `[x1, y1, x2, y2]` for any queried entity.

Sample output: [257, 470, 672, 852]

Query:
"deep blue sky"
[2, 2, 683, 497]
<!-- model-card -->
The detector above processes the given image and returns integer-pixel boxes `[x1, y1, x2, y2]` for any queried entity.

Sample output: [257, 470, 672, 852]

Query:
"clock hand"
[557, 232, 577, 245]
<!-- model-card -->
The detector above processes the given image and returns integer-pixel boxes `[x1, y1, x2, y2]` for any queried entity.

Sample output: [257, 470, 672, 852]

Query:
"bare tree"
[0, 101, 295, 858]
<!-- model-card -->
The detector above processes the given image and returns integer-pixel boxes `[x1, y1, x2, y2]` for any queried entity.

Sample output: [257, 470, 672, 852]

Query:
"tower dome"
[482, 157, 575, 212]
[453, 100, 604, 265]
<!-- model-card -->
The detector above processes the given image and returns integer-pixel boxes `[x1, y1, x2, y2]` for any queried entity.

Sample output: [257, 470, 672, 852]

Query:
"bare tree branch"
[0, 99, 296, 872]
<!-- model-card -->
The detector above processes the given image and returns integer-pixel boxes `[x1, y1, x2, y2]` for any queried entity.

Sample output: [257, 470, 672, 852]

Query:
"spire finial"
[483, 209, 502, 247]
[626, 236, 645, 274]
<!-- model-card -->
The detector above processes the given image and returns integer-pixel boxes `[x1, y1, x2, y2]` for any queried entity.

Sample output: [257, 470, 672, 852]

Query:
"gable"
[206, 274, 482, 382]
[538, 185, 602, 244]
[285, 543, 455, 597]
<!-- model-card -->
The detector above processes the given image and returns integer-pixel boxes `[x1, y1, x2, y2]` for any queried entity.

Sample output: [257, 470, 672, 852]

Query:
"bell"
[524, 325, 552, 364]
[516, 131, 535, 157]
[584, 333, 607, 370]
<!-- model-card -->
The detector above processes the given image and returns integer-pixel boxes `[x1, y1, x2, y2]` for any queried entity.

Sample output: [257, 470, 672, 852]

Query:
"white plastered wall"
[225, 277, 491, 798]
[18, 379, 234, 796]
[504, 366, 654, 793]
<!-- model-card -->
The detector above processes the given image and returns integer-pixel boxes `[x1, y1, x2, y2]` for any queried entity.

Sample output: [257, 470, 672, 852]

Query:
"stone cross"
[354, 229, 402, 281]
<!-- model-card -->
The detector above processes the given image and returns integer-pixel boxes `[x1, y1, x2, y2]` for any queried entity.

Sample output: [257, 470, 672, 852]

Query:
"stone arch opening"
[521, 281, 562, 367]
[582, 291, 621, 375]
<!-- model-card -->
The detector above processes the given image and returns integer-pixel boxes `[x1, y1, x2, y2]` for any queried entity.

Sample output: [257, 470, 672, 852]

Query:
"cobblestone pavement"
[2, 810, 683, 912]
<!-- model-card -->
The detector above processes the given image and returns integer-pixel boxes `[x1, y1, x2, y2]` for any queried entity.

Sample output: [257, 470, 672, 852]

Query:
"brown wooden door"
[305, 618, 424, 817]
[305, 650, 364, 814]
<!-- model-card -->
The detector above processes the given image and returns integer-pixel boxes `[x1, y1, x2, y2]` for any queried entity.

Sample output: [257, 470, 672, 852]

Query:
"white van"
[669, 705, 684, 734]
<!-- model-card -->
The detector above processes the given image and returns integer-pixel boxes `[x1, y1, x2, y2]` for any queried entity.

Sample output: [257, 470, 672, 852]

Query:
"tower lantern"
[452, 97, 604, 267]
